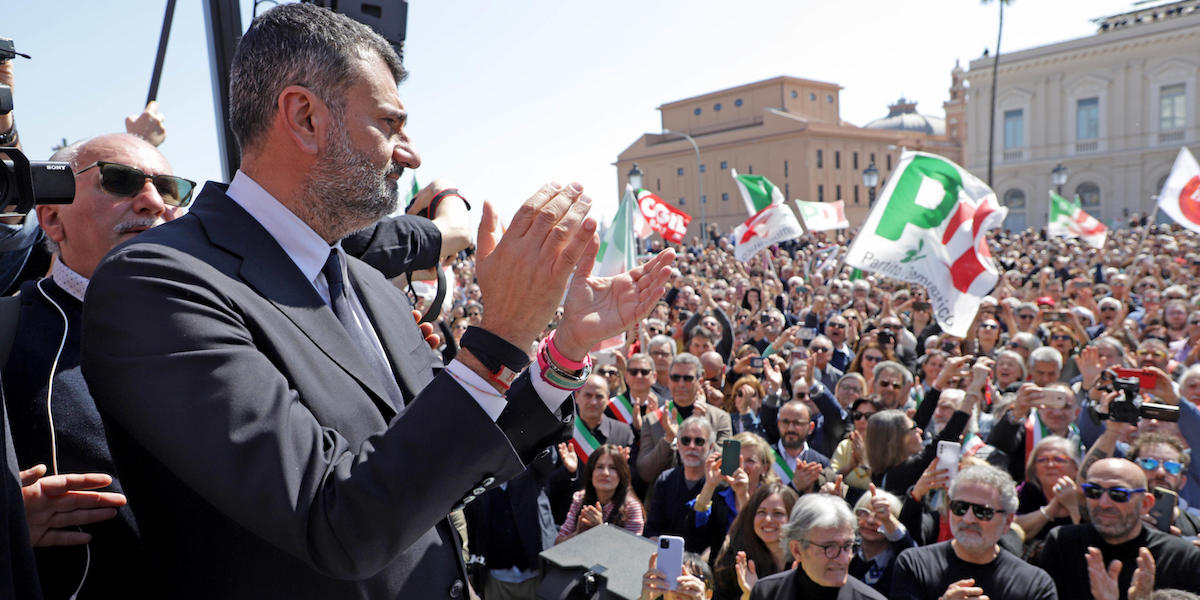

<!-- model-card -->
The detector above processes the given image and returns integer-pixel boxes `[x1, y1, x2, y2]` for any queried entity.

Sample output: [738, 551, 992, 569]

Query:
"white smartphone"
[937, 441, 961, 480]
[657, 535, 686, 590]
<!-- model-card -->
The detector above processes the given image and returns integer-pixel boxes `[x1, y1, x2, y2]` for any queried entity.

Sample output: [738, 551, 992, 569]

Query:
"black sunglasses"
[851, 411, 875, 421]
[678, 436, 707, 447]
[948, 499, 1004, 521]
[627, 368, 652, 376]
[75, 161, 197, 208]
[1081, 483, 1146, 503]
[596, 368, 620, 376]
[669, 374, 697, 382]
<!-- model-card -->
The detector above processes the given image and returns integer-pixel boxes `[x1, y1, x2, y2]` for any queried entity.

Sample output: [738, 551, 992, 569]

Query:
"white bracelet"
[1039, 505, 1051, 520]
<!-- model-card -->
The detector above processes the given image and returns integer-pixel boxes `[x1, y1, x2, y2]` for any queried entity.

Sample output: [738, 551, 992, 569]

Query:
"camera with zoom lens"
[1106, 375, 1179, 425]
[1, 147, 75, 215]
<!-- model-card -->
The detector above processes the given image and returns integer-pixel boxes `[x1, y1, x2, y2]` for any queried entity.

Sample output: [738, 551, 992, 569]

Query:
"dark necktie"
[323, 249, 405, 411]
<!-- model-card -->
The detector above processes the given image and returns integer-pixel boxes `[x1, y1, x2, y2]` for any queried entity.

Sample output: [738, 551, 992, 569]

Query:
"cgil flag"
[635, 189, 689, 243]
[732, 169, 785, 215]
[795, 199, 850, 231]
[732, 202, 804, 262]
[1157, 147, 1200, 234]
[844, 151, 1006, 338]
[1048, 191, 1107, 248]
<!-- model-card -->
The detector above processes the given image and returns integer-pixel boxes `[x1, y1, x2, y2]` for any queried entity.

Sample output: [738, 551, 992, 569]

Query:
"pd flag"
[795, 199, 849, 231]
[844, 151, 1006, 337]
[636, 189, 690, 243]
[732, 169, 785, 215]
[1157, 147, 1200, 234]
[732, 203, 803, 261]
[1048, 191, 1106, 248]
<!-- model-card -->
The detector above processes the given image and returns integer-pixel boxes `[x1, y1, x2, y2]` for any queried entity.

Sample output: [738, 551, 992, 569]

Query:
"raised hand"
[20, 464, 127, 547]
[912, 457, 950, 502]
[1085, 546, 1121, 600]
[942, 578, 987, 600]
[578, 502, 604, 532]
[125, 100, 167, 146]
[734, 550, 759, 595]
[1128, 547, 1156, 600]
[557, 442, 578, 474]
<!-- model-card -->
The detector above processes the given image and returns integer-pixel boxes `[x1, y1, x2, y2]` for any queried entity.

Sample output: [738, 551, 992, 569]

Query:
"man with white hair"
[644, 416, 717, 553]
[1088, 297, 1124, 339]
[891, 465, 1055, 600]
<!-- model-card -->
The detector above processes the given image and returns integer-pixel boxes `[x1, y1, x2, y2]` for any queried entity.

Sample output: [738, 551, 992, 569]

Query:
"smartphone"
[721, 439, 742, 477]
[1114, 367, 1157, 391]
[1150, 487, 1178, 532]
[1037, 388, 1072, 409]
[913, 301, 931, 312]
[798, 327, 817, 341]
[1044, 312, 1064, 322]
[937, 441, 961, 479]
[750, 356, 764, 369]
[657, 535, 686, 590]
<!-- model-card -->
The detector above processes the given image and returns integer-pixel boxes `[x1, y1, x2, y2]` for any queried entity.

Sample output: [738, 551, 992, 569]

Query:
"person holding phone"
[711, 483, 798, 600]
[639, 551, 714, 600]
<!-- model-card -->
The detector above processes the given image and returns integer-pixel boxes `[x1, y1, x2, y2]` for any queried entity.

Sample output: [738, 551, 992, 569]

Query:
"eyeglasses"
[909, 422, 920, 431]
[1100, 306, 1117, 313]
[1018, 314, 1036, 320]
[669, 374, 697, 382]
[877, 381, 902, 390]
[1134, 457, 1184, 476]
[778, 418, 810, 429]
[597, 368, 620, 377]
[1081, 483, 1147, 503]
[1050, 334, 1074, 342]
[678, 436, 707, 447]
[827, 323, 846, 330]
[803, 539, 859, 559]
[627, 368, 652, 376]
[948, 500, 1005, 521]
[851, 411, 876, 421]
[75, 161, 197, 208]
[1036, 455, 1071, 466]
[980, 323, 999, 330]
[863, 355, 884, 363]
[811, 347, 832, 353]
[1138, 349, 1167, 359]
[467, 311, 482, 317]
[882, 324, 901, 330]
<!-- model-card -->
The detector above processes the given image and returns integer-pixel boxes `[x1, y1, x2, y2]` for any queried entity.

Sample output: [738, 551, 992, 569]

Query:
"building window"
[835, 151, 841, 169]
[1003, 109, 1024, 149]
[836, 184, 842, 200]
[701, 194, 707, 204]
[817, 150, 823, 169]
[1161, 84, 1186, 131]
[720, 161, 728, 170]
[1076, 182, 1101, 208]
[853, 152, 859, 170]
[679, 197, 686, 206]
[827, 94, 834, 103]
[677, 167, 685, 176]
[714, 103, 722, 112]
[785, 184, 790, 199]
[809, 92, 816, 101]
[818, 185, 824, 202]
[792, 90, 799, 99]
[735, 98, 743, 107]
[886, 154, 892, 170]
[694, 107, 702, 116]
[784, 160, 789, 177]
[1002, 189, 1027, 210]
[656, 178, 661, 191]
[699, 164, 706, 173]
[748, 165, 753, 174]
[1077, 97, 1099, 141]
[854, 185, 860, 204]
[1002, 189, 1027, 231]
[721, 192, 729, 202]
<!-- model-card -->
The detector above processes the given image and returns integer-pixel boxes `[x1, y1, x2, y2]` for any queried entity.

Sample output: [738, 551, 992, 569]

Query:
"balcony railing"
[1075, 140, 1099, 153]
[1002, 149, 1023, 161]
[1160, 130, 1185, 143]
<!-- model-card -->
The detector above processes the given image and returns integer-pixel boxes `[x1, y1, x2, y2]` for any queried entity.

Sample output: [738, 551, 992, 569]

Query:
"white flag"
[732, 203, 803, 262]
[844, 151, 1006, 337]
[794, 199, 849, 231]
[1157, 147, 1200, 234]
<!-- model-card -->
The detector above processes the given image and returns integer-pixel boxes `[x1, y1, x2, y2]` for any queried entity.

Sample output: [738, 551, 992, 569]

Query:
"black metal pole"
[986, 1, 1004, 187]
[203, 0, 243, 181]
[146, 0, 177, 106]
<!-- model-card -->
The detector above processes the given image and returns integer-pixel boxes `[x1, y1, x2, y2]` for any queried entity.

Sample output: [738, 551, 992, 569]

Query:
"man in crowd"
[772, 400, 829, 494]
[574, 374, 635, 449]
[637, 353, 731, 485]
[643, 417, 717, 553]
[1127, 434, 1200, 536]
[646, 334, 677, 401]
[808, 335, 844, 392]
[871, 361, 912, 411]
[78, 4, 674, 597]
[1039, 458, 1200, 599]
[891, 465, 1056, 600]
[825, 314, 855, 372]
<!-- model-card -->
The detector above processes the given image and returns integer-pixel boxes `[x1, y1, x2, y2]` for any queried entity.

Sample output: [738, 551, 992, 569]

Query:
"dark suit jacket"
[80, 184, 570, 599]
[750, 566, 886, 600]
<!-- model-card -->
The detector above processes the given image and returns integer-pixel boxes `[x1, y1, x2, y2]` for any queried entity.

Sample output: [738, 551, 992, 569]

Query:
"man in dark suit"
[79, 5, 673, 599]
[574, 375, 635, 450]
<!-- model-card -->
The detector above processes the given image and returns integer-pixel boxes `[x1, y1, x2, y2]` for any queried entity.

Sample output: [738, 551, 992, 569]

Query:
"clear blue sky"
[6, 0, 1137, 223]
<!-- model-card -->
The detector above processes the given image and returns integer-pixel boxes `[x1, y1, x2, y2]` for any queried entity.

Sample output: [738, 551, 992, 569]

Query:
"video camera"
[0, 37, 75, 214]
[1104, 372, 1179, 425]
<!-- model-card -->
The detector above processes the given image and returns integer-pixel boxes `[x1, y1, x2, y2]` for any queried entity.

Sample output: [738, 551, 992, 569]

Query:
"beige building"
[966, 1, 1200, 232]
[616, 75, 964, 240]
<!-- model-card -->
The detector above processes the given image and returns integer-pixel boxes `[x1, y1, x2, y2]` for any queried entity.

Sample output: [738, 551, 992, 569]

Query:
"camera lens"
[659, 539, 669, 549]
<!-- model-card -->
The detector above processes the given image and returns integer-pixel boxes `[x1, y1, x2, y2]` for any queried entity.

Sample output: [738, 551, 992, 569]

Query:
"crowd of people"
[3, 5, 1200, 600]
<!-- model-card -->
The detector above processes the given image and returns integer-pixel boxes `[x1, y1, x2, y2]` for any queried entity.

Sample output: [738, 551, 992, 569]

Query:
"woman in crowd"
[689, 433, 778, 558]
[846, 341, 893, 382]
[969, 315, 1005, 358]
[639, 552, 714, 600]
[1013, 436, 1082, 557]
[555, 445, 645, 543]
[713, 483, 799, 600]
[1047, 323, 1081, 382]
[912, 349, 948, 404]
[849, 487, 915, 595]
[834, 373, 867, 410]
[867, 395, 974, 497]
[993, 349, 1027, 392]
[728, 376, 768, 437]
[831, 398, 881, 492]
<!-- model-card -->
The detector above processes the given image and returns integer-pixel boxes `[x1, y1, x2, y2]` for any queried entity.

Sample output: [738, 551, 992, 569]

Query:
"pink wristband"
[546, 331, 586, 370]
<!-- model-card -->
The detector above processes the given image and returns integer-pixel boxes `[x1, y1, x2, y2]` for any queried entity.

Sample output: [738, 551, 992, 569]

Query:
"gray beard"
[302, 127, 401, 240]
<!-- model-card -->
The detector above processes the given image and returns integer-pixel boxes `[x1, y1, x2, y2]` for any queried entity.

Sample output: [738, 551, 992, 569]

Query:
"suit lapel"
[190, 185, 396, 418]
[347, 260, 435, 406]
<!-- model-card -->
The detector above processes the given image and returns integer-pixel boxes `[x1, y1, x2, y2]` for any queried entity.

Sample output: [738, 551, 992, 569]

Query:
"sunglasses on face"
[669, 374, 697, 382]
[1134, 457, 1184, 476]
[1018, 314, 1035, 320]
[1050, 334, 1074, 342]
[863, 355, 884, 363]
[949, 499, 1004, 521]
[851, 410, 875, 421]
[597, 368, 620, 376]
[627, 368, 652, 376]
[827, 323, 846, 329]
[75, 161, 197, 208]
[980, 323, 999, 330]
[877, 381, 902, 390]
[811, 347, 832, 353]
[678, 436, 707, 447]
[1081, 483, 1146, 502]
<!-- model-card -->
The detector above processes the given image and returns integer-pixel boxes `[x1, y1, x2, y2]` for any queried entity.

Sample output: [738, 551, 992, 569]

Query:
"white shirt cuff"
[445, 359, 507, 422]
[529, 359, 573, 417]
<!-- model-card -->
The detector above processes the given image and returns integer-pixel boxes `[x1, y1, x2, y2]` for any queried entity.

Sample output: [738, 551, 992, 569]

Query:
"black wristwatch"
[460, 326, 530, 388]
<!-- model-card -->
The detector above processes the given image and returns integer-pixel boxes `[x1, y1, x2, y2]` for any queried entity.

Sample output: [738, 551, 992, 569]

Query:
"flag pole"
[1133, 204, 1159, 256]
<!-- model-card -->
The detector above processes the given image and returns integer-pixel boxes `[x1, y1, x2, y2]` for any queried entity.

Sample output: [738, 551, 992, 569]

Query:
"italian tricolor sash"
[657, 402, 685, 425]
[571, 419, 601, 465]
[771, 447, 794, 484]
[1024, 410, 1081, 459]
[608, 394, 635, 425]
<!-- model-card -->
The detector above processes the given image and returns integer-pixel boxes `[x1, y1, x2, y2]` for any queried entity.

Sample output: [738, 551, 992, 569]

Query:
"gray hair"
[949, 464, 1019, 514]
[1091, 336, 1127, 360]
[782, 493, 856, 546]
[1029, 346, 1063, 370]
[670, 352, 701, 376]
[648, 335, 677, 355]
[852, 488, 901, 517]
[679, 415, 715, 446]
[1009, 332, 1042, 352]
[229, 3, 406, 153]
[872, 360, 913, 387]
[1179, 364, 1200, 394]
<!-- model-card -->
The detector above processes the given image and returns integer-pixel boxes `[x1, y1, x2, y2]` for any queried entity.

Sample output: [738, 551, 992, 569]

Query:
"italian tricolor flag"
[570, 418, 600, 465]
[608, 394, 635, 425]
[732, 169, 785, 216]
[771, 448, 794, 485]
[1048, 192, 1107, 249]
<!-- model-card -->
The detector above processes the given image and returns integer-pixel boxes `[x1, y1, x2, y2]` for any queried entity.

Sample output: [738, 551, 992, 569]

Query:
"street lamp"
[1051, 163, 1068, 196]
[627, 162, 643, 191]
[863, 160, 880, 207]
[662, 129, 704, 241]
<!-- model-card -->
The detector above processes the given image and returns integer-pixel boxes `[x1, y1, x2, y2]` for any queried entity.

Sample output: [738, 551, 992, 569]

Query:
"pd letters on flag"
[795, 199, 849, 231]
[636, 189, 690, 243]
[732, 203, 803, 261]
[844, 151, 1006, 337]
[1157, 147, 1200, 234]
[1048, 191, 1107, 248]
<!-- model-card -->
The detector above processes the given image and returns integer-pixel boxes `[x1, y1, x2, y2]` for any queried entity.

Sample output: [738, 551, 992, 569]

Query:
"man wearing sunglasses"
[1127, 434, 1200, 537]
[77, 4, 676, 599]
[1039, 458, 1200, 599]
[636, 353, 730, 486]
[892, 465, 1056, 600]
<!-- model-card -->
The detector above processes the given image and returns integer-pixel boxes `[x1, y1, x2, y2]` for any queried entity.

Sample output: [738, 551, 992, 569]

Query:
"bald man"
[1038, 458, 1200, 599]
